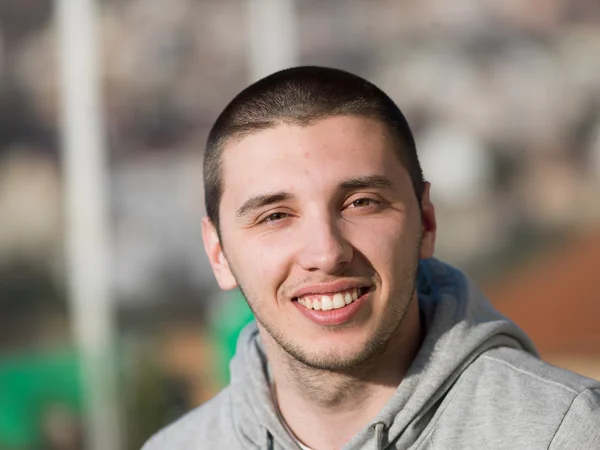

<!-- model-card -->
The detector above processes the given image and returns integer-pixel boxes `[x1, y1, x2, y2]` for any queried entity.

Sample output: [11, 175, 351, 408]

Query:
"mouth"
[293, 286, 371, 311]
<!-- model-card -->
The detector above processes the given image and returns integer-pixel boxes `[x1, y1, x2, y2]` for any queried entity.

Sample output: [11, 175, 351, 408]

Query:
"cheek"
[230, 232, 294, 296]
[352, 218, 406, 258]
[351, 217, 419, 276]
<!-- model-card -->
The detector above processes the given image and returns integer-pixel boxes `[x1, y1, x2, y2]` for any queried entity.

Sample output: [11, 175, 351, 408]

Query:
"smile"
[295, 287, 368, 311]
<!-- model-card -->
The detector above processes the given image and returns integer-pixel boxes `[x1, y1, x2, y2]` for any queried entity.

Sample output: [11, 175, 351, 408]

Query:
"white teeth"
[321, 295, 333, 311]
[332, 293, 345, 308]
[297, 287, 365, 311]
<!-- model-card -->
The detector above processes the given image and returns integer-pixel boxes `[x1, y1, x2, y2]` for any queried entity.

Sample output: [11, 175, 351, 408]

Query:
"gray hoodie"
[142, 259, 600, 449]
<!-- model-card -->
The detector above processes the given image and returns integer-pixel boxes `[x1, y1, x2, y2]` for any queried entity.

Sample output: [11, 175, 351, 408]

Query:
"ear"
[201, 217, 238, 290]
[419, 182, 437, 259]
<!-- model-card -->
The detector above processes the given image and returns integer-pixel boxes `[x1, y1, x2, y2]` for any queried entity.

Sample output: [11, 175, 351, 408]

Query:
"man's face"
[203, 116, 435, 370]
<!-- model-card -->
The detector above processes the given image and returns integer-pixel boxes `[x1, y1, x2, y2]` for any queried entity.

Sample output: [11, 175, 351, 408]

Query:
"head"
[202, 66, 436, 370]
[204, 66, 426, 232]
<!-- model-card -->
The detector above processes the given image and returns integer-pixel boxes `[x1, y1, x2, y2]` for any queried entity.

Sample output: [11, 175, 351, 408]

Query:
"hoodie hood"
[227, 258, 538, 449]
[228, 320, 299, 449]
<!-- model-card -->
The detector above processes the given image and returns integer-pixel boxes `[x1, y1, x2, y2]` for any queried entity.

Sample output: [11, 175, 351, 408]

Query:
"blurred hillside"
[1, 0, 600, 298]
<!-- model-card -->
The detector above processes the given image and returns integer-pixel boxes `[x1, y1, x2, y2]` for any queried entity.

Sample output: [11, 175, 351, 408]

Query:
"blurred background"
[1, 0, 600, 448]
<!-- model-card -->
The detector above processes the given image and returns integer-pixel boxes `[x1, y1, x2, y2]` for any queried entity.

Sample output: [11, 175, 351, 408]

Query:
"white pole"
[246, 0, 299, 82]
[56, 1, 121, 450]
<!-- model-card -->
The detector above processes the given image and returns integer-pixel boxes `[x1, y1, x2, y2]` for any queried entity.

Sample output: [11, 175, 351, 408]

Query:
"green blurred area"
[210, 289, 255, 385]
[0, 290, 254, 449]
[0, 348, 82, 449]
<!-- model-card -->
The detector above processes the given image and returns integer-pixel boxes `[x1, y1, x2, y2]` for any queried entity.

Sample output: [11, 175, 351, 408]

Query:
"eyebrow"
[236, 191, 293, 218]
[235, 175, 396, 218]
[339, 175, 396, 190]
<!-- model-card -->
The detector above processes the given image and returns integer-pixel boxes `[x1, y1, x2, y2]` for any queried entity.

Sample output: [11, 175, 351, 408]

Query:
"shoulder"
[549, 385, 600, 449]
[478, 347, 600, 448]
[141, 387, 236, 450]
[476, 346, 600, 395]
[478, 348, 600, 448]
[432, 347, 600, 449]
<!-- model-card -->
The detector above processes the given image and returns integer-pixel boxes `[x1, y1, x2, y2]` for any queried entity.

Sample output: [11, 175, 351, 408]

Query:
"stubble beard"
[230, 241, 422, 373]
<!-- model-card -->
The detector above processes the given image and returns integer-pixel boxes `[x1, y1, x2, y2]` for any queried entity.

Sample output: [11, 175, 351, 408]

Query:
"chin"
[295, 349, 374, 371]
[282, 336, 380, 371]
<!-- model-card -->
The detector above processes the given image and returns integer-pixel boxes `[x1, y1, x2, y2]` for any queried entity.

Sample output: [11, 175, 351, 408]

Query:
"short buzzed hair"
[204, 66, 425, 231]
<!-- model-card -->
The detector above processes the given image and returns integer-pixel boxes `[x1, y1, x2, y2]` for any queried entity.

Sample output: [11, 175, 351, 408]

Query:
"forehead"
[219, 116, 409, 203]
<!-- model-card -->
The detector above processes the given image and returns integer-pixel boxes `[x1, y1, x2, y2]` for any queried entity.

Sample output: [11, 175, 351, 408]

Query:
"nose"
[296, 215, 353, 274]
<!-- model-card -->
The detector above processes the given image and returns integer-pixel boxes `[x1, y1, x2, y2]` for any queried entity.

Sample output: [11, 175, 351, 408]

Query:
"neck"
[262, 295, 423, 450]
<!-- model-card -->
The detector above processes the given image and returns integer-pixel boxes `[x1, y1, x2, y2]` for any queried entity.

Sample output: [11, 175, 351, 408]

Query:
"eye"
[348, 198, 378, 208]
[262, 212, 289, 223]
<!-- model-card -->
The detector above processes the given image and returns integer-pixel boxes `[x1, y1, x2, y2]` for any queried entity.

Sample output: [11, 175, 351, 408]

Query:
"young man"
[143, 67, 600, 449]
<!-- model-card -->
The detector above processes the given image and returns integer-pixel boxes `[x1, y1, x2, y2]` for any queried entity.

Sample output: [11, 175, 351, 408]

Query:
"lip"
[294, 288, 371, 326]
[290, 280, 371, 299]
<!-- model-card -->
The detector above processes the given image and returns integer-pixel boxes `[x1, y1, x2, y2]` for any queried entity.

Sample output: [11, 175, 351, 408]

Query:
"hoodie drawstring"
[266, 429, 274, 450]
[373, 422, 385, 450]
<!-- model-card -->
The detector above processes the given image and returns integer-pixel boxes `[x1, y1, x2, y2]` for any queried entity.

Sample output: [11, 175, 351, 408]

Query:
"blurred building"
[487, 229, 600, 380]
